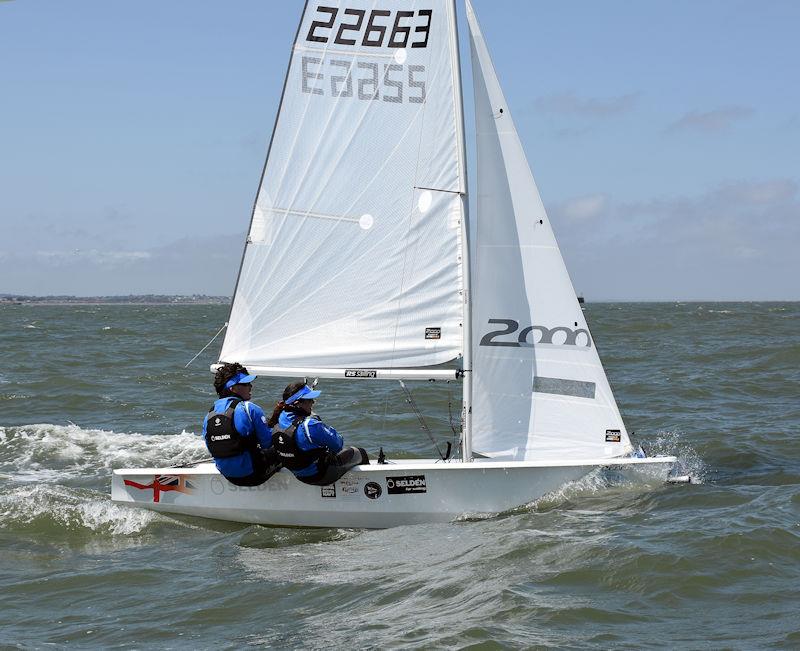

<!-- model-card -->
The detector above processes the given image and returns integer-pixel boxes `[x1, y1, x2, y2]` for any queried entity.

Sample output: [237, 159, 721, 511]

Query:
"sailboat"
[112, 0, 676, 528]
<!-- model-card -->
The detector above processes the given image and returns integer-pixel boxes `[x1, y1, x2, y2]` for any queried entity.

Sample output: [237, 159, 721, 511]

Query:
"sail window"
[417, 191, 433, 213]
[359, 214, 374, 230]
[533, 377, 596, 400]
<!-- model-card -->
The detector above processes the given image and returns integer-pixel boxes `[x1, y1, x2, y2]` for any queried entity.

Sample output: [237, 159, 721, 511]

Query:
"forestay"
[221, 1, 466, 372]
[466, 1, 632, 461]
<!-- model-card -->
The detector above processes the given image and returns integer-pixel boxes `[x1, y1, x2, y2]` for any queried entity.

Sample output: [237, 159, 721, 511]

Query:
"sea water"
[0, 303, 798, 648]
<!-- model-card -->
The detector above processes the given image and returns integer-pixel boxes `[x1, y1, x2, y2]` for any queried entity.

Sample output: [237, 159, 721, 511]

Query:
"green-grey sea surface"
[1, 302, 798, 649]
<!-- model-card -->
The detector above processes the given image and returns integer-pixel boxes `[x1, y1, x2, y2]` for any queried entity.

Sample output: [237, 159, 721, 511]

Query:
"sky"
[1, 0, 798, 300]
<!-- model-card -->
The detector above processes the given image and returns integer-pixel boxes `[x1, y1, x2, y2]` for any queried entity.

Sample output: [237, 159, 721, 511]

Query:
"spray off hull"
[111, 456, 675, 529]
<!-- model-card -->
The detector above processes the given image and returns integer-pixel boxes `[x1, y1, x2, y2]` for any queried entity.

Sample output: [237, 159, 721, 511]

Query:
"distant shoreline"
[0, 295, 230, 306]
[2, 295, 796, 306]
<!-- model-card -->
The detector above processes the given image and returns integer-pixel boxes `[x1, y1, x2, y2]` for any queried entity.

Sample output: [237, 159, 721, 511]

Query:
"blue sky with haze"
[1, 0, 797, 300]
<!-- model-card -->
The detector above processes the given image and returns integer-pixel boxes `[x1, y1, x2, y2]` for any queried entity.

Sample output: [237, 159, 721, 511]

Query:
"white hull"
[111, 456, 676, 529]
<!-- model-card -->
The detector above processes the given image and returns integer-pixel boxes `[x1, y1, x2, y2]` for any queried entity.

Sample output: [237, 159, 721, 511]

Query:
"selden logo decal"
[386, 475, 427, 494]
[605, 429, 622, 442]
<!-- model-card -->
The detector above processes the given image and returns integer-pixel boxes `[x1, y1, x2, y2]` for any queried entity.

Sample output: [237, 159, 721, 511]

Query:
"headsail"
[466, 0, 632, 460]
[221, 1, 466, 373]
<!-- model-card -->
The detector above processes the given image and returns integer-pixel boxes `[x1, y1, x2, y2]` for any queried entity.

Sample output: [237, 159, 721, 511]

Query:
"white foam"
[0, 484, 160, 535]
[0, 423, 208, 483]
[521, 456, 702, 511]
[643, 430, 706, 484]
[526, 469, 610, 510]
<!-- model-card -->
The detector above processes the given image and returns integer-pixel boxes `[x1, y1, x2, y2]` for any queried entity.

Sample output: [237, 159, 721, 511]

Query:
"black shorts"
[225, 448, 281, 487]
[297, 447, 369, 486]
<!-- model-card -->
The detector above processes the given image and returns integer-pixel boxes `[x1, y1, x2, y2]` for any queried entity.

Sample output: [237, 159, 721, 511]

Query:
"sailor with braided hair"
[202, 362, 280, 486]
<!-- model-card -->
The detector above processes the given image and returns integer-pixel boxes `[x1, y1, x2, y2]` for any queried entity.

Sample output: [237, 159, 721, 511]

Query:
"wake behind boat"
[112, 0, 677, 528]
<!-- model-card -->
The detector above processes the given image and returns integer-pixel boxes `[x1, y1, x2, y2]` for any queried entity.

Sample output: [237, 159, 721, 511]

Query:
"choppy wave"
[0, 423, 207, 484]
[0, 483, 159, 535]
[0, 302, 797, 648]
[0, 424, 208, 538]
[638, 430, 707, 483]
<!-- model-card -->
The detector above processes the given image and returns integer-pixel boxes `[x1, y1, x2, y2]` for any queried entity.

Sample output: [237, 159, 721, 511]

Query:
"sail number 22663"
[306, 7, 433, 49]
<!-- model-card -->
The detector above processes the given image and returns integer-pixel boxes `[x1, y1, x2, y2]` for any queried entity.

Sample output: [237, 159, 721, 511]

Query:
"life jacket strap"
[272, 417, 326, 471]
[205, 397, 259, 459]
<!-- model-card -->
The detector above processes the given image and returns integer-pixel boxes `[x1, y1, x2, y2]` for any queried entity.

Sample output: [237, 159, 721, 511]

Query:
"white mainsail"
[221, 1, 466, 373]
[466, 0, 632, 461]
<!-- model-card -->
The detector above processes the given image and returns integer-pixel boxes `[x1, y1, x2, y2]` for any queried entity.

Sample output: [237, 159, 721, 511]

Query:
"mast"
[450, 0, 473, 462]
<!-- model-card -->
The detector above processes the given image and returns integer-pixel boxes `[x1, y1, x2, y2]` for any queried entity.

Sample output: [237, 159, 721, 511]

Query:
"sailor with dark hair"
[268, 381, 368, 486]
[203, 362, 281, 487]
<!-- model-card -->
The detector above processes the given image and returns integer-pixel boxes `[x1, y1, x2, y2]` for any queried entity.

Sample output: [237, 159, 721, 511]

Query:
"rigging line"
[447, 380, 459, 434]
[185, 322, 228, 368]
[168, 456, 213, 469]
[446, 381, 462, 459]
[414, 186, 461, 194]
[399, 379, 447, 461]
